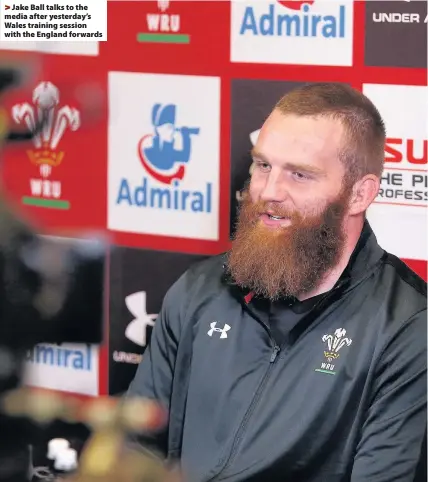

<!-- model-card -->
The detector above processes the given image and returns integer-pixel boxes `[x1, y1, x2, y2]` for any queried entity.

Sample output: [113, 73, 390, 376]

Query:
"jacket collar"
[336, 219, 385, 292]
[222, 219, 386, 301]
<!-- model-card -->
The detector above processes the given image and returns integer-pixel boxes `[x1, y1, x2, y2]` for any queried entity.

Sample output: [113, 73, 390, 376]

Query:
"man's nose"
[259, 171, 287, 203]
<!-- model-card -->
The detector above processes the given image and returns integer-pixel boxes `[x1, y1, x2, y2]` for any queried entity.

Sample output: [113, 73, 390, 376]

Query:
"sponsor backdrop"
[23, 343, 99, 396]
[0, 0, 426, 396]
[109, 247, 208, 395]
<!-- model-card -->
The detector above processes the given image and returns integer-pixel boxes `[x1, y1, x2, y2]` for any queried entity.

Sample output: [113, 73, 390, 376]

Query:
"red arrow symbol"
[278, 1, 315, 10]
[5, 5, 10, 9]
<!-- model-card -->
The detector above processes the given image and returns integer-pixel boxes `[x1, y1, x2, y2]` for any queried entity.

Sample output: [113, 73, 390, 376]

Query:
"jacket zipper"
[207, 343, 281, 482]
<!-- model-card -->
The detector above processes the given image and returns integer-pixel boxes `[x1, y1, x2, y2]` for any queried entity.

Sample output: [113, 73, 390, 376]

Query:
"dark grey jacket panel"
[127, 222, 427, 482]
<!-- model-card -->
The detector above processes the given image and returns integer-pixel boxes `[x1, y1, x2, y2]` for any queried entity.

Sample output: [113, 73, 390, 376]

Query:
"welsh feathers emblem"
[322, 328, 352, 362]
[12, 81, 80, 179]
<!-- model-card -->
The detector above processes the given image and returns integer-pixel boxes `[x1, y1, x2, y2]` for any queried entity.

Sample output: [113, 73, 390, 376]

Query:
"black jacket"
[126, 221, 427, 482]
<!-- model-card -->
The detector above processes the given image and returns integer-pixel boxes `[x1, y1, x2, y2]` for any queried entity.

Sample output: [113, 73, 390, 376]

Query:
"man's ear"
[348, 175, 380, 215]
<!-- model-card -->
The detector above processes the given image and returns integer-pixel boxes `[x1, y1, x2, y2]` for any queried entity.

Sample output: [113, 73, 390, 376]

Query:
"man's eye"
[256, 162, 270, 171]
[292, 171, 309, 181]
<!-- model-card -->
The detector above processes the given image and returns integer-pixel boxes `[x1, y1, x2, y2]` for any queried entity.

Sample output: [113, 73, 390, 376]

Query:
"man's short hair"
[275, 82, 386, 186]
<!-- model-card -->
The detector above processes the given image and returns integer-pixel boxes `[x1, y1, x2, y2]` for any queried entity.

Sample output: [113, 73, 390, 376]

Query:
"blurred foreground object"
[0, 60, 108, 481]
[2, 389, 177, 482]
[0, 61, 106, 350]
[0, 60, 176, 482]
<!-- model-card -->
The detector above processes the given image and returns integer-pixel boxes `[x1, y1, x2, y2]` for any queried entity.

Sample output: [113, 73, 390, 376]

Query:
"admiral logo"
[108, 72, 220, 240]
[116, 103, 212, 215]
[231, 0, 353, 66]
[23, 342, 98, 395]
[11, 81, 80, 210]
[137, 0, 190, 44]
[239, 0, 346, 39]
[277, 1, 315, 10]
[26, 343, 92, 371]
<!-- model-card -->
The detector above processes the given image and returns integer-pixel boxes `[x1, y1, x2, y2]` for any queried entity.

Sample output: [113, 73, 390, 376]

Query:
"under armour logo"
[207, 322, 231, 339]
[124, 291, 158, 347]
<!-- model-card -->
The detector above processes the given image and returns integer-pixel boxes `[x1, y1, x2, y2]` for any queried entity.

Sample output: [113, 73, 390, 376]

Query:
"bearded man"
[125, 83, 427, 482]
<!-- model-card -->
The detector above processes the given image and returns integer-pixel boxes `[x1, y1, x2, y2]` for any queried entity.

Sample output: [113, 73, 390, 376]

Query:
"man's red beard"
[227, 188, 352, 301]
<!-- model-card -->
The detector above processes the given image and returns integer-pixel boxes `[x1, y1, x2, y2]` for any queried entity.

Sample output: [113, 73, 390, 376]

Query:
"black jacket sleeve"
[124, 275, 184, 460]
[350, 309, 427, 481]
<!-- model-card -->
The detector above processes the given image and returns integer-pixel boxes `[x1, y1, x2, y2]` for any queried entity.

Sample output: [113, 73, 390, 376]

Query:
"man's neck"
[297, 217, 364, 302]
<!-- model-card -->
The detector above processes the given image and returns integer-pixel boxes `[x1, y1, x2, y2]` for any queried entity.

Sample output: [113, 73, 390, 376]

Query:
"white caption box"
[0, 0, 107, 42]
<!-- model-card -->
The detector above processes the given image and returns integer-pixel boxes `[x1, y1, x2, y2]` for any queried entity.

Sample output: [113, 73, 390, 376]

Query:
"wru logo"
[207, 322, 231, 339]
[11, 81, 80, 207]
[322, 328, 352, 362]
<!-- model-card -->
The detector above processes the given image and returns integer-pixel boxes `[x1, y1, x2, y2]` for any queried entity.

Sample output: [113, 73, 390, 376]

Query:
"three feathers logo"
[317, 328, 353, 375]
[11, 81, 80, 209]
